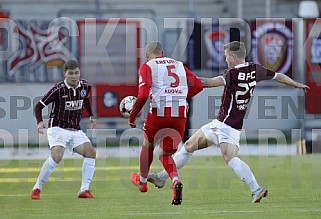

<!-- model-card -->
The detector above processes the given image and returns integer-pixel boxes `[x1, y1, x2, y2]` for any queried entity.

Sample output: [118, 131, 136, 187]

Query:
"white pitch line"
[122, 210, 259, 216]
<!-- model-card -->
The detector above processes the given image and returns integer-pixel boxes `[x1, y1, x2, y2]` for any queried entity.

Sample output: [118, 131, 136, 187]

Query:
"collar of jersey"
[64, 79, 81, 89]
[234, 62, 249, 69]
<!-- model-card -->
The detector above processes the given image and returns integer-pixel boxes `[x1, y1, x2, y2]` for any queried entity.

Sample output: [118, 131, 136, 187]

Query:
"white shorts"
[201, 119, 241, 148]
[47, 127, 91, 151]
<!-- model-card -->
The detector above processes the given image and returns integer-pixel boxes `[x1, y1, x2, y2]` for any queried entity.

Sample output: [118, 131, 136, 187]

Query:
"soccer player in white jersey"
[148, 41, 310, 203]
[30, 60, 97, 200]
[129, 42, 203, 205]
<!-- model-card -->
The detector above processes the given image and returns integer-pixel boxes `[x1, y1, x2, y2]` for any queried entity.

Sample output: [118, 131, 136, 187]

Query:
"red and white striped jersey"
[129, 56, 202, 121]
[146, 57, 188, 117]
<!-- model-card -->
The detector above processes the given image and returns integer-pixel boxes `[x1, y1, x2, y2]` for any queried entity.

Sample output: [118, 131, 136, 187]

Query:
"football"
[119, 96, 137, 118]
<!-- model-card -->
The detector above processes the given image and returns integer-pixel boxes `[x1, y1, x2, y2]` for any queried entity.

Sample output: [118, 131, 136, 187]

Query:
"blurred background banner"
[77, 19, 140, 85]
[188, 20, 249, 71]
[3, 20, 73, 82]
[251, 19, 293, 77]
[305, 18, 321, 114]
[188, 21, 228, 70]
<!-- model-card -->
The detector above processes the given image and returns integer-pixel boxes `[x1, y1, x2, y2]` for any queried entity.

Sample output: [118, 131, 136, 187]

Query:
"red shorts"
[143, 112, 187, 154]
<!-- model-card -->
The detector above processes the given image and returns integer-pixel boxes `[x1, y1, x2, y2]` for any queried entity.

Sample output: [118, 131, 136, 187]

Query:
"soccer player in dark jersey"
[30, 60, 97, 200]
[147, 41, 310, 203]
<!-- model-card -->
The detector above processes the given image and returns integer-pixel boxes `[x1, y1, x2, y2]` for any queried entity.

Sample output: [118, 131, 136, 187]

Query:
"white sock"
[80, 158, 95, 192]
[33, 157, 57, 190]
[157, 146, 193, 181]
[172, 176, 179, 183]
[227, 157, 260, 192]
[140, 176, 147, 183]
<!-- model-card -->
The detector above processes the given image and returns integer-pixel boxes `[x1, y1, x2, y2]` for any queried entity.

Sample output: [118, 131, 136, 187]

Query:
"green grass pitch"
[0, 154, 321, 219]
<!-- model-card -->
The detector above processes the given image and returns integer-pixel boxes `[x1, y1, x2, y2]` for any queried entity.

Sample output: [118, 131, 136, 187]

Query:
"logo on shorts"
[80, 89, 87, 98]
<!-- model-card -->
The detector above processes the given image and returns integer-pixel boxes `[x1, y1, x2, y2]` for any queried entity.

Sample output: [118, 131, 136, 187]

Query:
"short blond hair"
[223, 41, 246, 59]
[146, 41, 163, 56]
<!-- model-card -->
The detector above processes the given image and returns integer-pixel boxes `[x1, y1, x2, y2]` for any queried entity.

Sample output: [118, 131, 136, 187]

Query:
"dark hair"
[63, 60, 79, 71]
[223, 41, 246, 59]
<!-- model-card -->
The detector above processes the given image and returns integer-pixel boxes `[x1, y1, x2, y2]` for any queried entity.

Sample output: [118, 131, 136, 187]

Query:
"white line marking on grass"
[298, 209, 321, 212]
[0, 165, 215, 173]
[123, 210, 259, 216]
[0, 166, 138, 173]
[0, 177, 119, 183]
[0, 194, 30, 197]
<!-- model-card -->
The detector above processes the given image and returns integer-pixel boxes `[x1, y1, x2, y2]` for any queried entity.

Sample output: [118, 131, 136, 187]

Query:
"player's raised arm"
[274, 73, 310, 93]
[198, 76, 225, 88]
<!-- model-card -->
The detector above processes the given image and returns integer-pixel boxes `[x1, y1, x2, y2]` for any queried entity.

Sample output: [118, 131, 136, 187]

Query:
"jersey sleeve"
[138, 63, 152, 89]
[223, 69, 232, 86]
[184, 66, 203, 99]
[255, 64, 276, 82]
[40, 86, 59, 106]
[85, 84, 91, 98]
[129, 64, 152, 123]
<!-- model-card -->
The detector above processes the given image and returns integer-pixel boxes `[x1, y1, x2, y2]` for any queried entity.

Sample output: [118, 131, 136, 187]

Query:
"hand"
[37, 121, 45, 134]
[89, 116, 97, 129]
[295, 83, 310, 93]
[128, 121, 136, 128]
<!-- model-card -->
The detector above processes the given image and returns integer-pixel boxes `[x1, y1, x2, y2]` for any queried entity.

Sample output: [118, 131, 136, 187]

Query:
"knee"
[184, 140, 194, 153]
[51, 154, 63, 164]
[85, 147, 96, 159]
[223, 154, 235, 164]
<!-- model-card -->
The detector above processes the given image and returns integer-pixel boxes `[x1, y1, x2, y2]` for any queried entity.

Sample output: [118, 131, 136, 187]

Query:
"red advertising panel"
[95, 84, 138, 117]
[305, 19, 321, 114]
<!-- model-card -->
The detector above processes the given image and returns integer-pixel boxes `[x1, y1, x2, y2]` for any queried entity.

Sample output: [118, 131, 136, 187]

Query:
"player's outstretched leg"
[227, 156, 268, 203]
[30, 156, 57, 200]
[171, 180, 183, 205]
[131, 172, 148, 192]
[78, 157, 96, 198]
[147, 172, 166, 188]
[148, 146, 192, 188]
[252, 187, 268, 203]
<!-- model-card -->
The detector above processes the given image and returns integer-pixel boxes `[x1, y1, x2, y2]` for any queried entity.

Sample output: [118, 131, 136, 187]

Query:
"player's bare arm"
[274, 73, 310, 93]
[198, 76, 225, 88]
[89, 116, 97, 129]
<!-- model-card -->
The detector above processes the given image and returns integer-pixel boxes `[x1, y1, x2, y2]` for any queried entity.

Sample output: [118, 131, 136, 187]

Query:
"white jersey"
[146, 57, 188, 117]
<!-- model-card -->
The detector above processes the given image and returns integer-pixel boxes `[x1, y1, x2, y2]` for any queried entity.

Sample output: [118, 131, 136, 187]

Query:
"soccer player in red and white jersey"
[129, 42, 203, 205]
[30, 60, 97, 200]
[148, 41, 310, 203]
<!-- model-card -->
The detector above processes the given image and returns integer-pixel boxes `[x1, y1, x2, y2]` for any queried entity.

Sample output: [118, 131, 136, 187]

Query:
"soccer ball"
[119, 96, 137, 118]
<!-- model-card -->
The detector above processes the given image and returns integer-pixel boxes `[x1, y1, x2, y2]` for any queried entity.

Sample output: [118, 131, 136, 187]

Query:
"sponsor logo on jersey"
[65, 100, 83, 110]
[237, 104, 247, 110]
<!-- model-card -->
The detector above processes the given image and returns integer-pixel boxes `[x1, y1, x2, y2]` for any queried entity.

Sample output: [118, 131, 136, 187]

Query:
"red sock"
[159, 155, 178, 179]
[139, 145, 154, 178]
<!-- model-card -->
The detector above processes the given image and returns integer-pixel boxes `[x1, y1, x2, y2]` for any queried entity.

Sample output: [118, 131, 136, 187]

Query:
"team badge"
[252, 21, 292, 75]
[80, 89, 87, 98]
